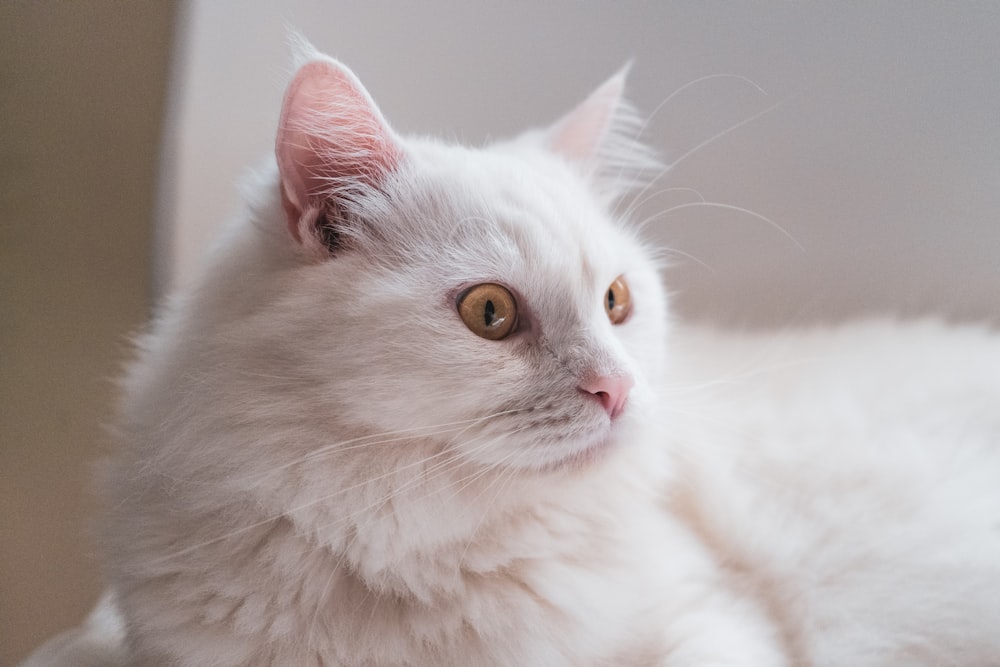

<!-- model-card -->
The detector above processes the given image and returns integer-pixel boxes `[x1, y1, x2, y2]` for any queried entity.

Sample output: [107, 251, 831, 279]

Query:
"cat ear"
[276, 53, 404, 249]
[543, 65, 660, 197]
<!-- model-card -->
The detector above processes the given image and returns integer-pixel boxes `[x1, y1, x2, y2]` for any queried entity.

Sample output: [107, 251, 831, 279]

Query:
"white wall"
[161, 2, 1000, 326]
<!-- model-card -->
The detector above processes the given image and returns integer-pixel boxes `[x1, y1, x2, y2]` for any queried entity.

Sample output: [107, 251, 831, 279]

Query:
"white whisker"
[647, 246, 716, 274]
[612, 74, 767, 218]
[641, 201, 804, 251]
[148, 410, 527, 565]
[621, 185, 707, 227]
[258, 409, 527, 479]
[665, 95, 794, 172]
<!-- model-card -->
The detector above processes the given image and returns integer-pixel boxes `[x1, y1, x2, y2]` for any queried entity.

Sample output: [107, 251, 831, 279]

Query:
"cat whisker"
[621, 185, 707, 227]
[612, 164, 672, 223]
[646, 246, 716, 274]
[456, 448, 526, 567]
[639, 201, 804, 251]
[149, 412, 528, 565]
[303, 433, 523, 645]
[440, 425, 533, 508]
[610, 73, 768, 218]
[282, 421, 521, 529]
[637, 73, 770, 147]
[262, 409, 528, 476]
[660, 354, 825, 402]
[307, 550, 341, 647]
[145, 421, 487, 493]
[665, 94, 794, 173]
[305, 431, 512, 543]
[299, 450, 498, 645]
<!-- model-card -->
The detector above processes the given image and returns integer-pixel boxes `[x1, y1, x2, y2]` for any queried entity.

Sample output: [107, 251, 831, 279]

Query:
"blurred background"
[3, 2, 998, 662]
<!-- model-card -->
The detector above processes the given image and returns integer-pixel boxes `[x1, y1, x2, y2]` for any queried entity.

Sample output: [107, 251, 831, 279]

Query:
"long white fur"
[20, 47, 1000, 666]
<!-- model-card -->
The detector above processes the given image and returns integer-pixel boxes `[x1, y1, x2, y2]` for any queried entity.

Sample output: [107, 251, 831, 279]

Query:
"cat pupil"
[484, 300, 495, 327]
[607, 289, 615, 310]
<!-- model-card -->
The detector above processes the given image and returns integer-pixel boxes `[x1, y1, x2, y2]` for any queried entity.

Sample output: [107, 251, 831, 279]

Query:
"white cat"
[22, 42, 1000, 666]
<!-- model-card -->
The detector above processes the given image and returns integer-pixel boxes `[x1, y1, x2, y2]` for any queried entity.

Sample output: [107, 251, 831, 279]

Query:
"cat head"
[105, 46, 672, 604]
[253, 47, 669, 473]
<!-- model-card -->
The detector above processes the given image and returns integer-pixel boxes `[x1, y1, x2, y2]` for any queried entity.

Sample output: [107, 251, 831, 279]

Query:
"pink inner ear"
[547, 70, 626, 164]
[276, 59, 403, 242]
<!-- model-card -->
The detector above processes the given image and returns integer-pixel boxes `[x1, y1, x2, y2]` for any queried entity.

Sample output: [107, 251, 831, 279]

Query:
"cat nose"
[579, 374, 634, 420]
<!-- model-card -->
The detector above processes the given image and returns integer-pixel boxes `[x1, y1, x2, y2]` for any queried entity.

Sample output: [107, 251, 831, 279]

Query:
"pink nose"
[579, 374, 634, 420]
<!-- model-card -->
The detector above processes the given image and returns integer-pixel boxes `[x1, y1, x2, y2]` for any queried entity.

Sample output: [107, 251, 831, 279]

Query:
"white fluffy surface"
[21, 51, 1000, 666]
[665, 321, 1000, 665]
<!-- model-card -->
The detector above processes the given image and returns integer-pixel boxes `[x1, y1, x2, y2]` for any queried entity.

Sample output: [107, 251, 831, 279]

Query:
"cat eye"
[457, 283, 518, 340]
[605, 275, 631, 324]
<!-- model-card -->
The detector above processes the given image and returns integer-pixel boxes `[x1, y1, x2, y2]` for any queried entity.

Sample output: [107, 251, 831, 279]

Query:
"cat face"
[269, 150, 664, 472]
[258, 50, 667, 473]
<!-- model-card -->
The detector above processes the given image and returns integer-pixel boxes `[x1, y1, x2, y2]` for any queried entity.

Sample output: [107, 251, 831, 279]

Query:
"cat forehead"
[384, 139, 632, 278]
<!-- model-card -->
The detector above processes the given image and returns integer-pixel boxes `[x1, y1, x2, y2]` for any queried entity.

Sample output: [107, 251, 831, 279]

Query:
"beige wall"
[0, 3, 176, 663]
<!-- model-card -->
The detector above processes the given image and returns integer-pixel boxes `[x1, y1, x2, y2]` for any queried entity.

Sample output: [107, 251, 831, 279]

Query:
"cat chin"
[544, 433, 618, 472]
[512, 421, 627, 474]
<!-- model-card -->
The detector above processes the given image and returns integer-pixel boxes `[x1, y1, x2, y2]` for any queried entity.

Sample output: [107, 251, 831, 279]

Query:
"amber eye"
[457, 283, 518, 340]
[605, 275, 631, 324]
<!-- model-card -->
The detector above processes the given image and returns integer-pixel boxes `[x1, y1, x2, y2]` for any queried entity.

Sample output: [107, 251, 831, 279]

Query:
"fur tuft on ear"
[286, 31, 322, 71]
[543, 65, 662, 199]
[275, 46, 404, 250]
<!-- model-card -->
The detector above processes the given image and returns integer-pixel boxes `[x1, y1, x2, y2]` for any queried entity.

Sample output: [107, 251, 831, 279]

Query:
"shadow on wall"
[0, 3, 177, 664]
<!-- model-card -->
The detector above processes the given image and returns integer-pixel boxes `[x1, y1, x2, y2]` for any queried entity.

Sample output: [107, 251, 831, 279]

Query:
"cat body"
[667, 322, 1000, 664]
[21, 44, 1000, 666]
